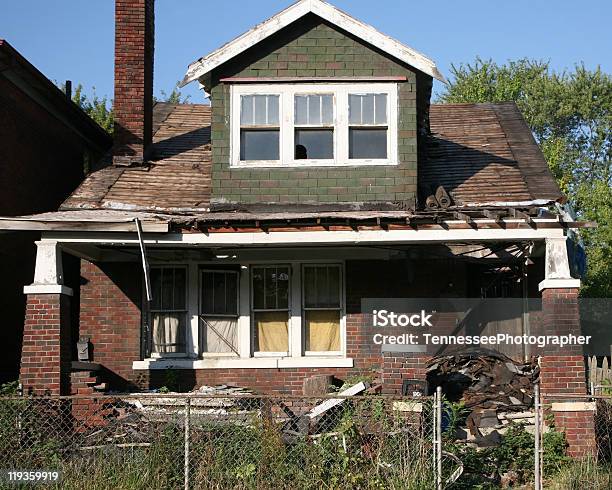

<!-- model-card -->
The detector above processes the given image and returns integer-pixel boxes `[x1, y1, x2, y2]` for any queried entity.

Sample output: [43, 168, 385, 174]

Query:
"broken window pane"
[349, 128, 387, 159]
[240, 129, 279, 160]
[295, 129, 334, 159]
[201, 270, 239, 354]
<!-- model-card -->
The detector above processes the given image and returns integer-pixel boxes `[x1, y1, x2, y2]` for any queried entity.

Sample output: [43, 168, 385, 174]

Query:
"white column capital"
[24, 240, 73, 296]
[538, 237, 580, 291]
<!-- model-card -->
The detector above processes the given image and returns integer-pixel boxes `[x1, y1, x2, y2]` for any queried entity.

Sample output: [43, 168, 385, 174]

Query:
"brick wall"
[209, 15, 428, 205]
[113, 0, 154, 165]
[79, 260, 142, 389]
[20, 294, 72, 395]
[537, 287, 594, 457]
[77, 257, 465, 394]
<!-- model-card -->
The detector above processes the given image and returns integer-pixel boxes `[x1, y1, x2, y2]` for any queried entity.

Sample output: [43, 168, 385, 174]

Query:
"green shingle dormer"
[181, 1, 443, 208]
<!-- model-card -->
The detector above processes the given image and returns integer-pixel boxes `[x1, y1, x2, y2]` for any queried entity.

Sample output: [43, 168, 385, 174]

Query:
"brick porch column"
[538, 237, 595, 458]
[20, 241, 73, 396]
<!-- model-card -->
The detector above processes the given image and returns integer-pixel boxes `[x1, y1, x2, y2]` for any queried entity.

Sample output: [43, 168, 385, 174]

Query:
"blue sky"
[1, 0, 610, 103]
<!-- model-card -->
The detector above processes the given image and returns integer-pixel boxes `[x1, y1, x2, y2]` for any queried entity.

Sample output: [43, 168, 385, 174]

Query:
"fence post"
[534, 382, 542, 490]
[435, 386, 442, 490]
[184, 396, 191, 490]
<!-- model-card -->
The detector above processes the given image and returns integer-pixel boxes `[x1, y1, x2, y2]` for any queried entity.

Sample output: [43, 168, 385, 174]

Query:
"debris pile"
[427, 351, 539, 447]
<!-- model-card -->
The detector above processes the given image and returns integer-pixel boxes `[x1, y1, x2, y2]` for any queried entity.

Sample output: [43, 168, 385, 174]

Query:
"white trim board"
[230, 82, 399, 168]
[133, 357, 354, 370]
[180, 0, 444, 87]
[43, 225, 565, 247]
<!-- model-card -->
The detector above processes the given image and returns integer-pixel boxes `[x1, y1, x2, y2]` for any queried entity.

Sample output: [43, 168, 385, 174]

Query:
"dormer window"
[231, 83, 398, 167]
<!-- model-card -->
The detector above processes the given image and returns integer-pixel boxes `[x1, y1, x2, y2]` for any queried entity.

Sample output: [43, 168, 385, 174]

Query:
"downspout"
[522, 242, 534, 362]
[135, 218, 153, 358]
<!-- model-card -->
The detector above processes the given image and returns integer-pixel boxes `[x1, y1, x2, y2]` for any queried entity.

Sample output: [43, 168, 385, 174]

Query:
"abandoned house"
[0, 0, 596, 456]
[0, 39, 111, 384]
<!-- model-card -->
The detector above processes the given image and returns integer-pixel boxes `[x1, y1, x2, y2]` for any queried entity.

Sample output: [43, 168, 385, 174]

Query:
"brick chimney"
[113, 0, 154, 166]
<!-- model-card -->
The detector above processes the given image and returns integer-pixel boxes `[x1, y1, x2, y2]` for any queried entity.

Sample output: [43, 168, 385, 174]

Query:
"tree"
[58, 82, 192, 135]
[438, 58, 612, 297]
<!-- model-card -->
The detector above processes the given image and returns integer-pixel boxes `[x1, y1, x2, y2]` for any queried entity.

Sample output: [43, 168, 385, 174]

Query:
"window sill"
[230, 160, 398, 168]
[132, 357, 354, 370]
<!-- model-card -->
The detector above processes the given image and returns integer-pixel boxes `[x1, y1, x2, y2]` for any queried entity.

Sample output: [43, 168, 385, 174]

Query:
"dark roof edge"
[0, 40, 113, 152]
[490, 102, 565, 203]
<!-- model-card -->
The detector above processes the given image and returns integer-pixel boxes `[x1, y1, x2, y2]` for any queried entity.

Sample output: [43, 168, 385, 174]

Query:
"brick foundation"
[20, 294, 71, 395]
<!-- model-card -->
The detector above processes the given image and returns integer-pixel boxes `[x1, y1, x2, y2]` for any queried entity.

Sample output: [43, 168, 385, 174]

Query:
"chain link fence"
[0, 392, 448, 489]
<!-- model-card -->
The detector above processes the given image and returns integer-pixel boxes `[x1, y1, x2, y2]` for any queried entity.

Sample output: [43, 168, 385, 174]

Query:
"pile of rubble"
[427, 350, 539, 447]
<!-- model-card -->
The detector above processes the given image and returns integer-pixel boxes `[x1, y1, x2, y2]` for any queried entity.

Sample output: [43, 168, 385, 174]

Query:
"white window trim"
[250, 264, 291, 357]
[138, 259, 349, 369]
[302, 264, 345, 357]
[149, 265, 191, 358]
[200, 268, 240, 357]
[230, 83, 398, 168]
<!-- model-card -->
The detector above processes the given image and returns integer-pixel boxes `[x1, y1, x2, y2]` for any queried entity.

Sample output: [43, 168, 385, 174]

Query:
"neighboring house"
[0, 0, 594, 456]
[0, 40, 111, 384]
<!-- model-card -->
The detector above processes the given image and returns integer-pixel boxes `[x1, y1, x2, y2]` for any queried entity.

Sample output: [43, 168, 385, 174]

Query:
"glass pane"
[173, 268, 186, 310]
[349, 94, 361, 124]
[240, 130, 279, 160]
[201, 272, 215, 313]
[240, 95, 254, 125]
[308, 95, 321, 125]
[304, 266, 340, 308]
[303, 267, 317, 308]
[362, 94, 375, 124]
[295, 129, 333, 159]
[253, 95, 267, 125]
[295, 95, 308, 125]
[152, 312, 186, 353]
[150, 268, 162, 310]
[276, 267, 290, 309]
[375, 94, 387, 124]
[161, 268, 174, 310]
[202, 317, 238, 353]
[321, 95, 333, 124]
[305, 310, 340, 351]
[267, 95, 279, 125]
[213, 272, 226, 314]
[254, 311, 288, 352]
[252, 268, 265, 310]
[324, 266, 340, 307]
[226, 273, 238, 314]
[349, 128, 387, 159]
[265, 267, 276, 309]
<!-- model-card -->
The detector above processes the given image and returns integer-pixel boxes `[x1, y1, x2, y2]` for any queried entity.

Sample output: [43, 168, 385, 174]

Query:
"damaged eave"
[180, 0, 445, 87]
[0, 216, 169, 233]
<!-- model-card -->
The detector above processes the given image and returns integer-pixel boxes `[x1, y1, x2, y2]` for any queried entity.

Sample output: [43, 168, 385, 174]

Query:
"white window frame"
[141, 259, 348, 367]
[250, 264, 292, 357]
[200, 269, 240, 358]
[230, 83, 398, 167]
[302, 264, 345, 357]
[149, 265, 190, 359]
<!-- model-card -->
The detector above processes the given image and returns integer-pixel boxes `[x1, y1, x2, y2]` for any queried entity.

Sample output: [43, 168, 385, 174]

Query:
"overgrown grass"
[546, 458, 612, 489]
[0, 397, 436, 490]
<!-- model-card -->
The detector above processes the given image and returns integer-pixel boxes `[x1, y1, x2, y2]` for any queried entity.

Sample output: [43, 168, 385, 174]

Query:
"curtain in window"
[202, 317, 238, 353]
[255, 311, 288, 352]
[153, 313, 185, 354]
[305, 310, 340, 351]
